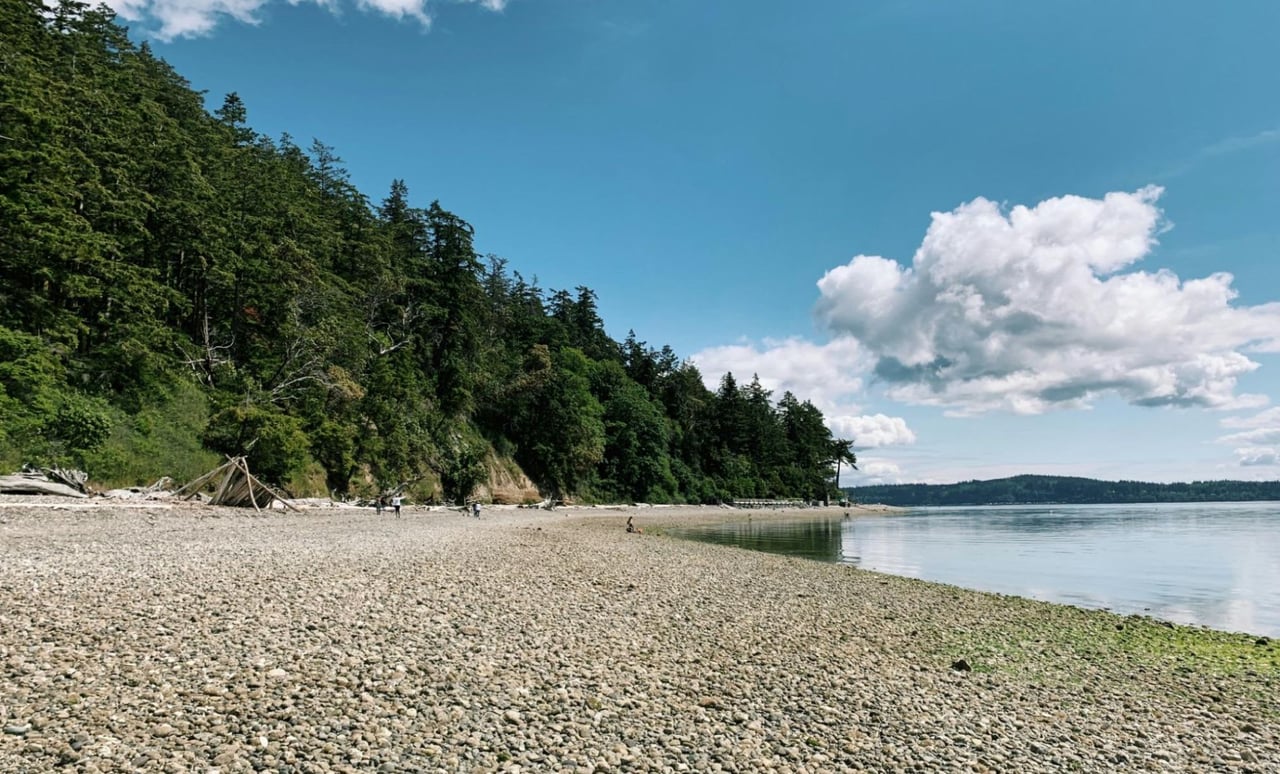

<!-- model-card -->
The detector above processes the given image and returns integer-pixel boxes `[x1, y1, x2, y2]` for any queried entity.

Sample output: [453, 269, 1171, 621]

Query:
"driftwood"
[173, 457, 299, 511]
[102, 477, 176, 500]
[42, 466, 89, 493]
[0, 474, 89, 498]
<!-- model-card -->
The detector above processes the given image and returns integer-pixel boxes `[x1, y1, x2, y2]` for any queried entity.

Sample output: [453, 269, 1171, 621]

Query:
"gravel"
[1, 499, 1277, 772]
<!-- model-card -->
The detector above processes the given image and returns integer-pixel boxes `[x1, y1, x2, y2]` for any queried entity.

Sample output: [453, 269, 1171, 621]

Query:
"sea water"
[670, 502, 1280, 637]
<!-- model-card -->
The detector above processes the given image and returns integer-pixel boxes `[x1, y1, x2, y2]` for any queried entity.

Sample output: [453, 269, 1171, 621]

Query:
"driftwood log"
[42, 466, 89, 493]
[0, 475, 89, 498]
[173, 457, 299, 511]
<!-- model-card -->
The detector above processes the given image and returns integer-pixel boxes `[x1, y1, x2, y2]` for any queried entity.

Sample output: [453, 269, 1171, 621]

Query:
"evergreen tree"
[0, 1, 852, 503]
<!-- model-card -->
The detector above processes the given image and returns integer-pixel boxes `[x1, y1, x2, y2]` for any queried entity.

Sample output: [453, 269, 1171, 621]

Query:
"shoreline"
[2, 501, 1276, 771]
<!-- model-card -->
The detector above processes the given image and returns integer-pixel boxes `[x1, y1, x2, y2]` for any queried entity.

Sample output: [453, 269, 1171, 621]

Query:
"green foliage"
[202, 405, 310, 486]
[505, 347, 606, 499]
[49, 395, 112, 457]
[309, 420, 357, 495]
[436, 423, 489, 504]
[590, 360, 676, 502]
[83, 379, 219, 486]
[0, 325, 114, 467]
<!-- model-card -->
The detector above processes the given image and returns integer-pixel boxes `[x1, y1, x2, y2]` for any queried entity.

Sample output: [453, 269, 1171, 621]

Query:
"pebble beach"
[1, 499, 1277, 772]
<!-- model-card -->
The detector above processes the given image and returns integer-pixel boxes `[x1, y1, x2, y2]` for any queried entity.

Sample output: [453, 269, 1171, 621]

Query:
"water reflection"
[673, 502, 1280, 637]
[678, 518, 844, 563]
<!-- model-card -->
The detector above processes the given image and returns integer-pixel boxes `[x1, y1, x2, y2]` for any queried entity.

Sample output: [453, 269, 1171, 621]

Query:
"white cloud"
[103, 0, 505, 40]
[1220, 428, 1280, 446]
[1235, 447, 1279, 467]
[689, 336, 868, 416]
[1219, 408, 1280, 461]
[815, 187, 1280, 416]
[826, 413, 916, 449]
[691, 337, 917, 460]
[1221, 406, 1280, 430]
[849, 458, 904, 486]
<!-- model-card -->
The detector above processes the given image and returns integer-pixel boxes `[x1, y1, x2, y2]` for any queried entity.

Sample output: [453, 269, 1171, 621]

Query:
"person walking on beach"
[472, 502, 481, 519]
[375, 496, 384, 516]
[391, 494, 402, 518]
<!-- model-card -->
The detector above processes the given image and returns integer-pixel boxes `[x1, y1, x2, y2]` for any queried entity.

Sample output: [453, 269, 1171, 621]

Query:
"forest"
[846, 475, 1280, 507]
[0, 0, 856, 503]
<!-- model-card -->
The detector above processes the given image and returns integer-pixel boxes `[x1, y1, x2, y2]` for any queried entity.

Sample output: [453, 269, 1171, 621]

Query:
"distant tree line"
[0, 0, 854, 502]
[847, 475, 1280, 507]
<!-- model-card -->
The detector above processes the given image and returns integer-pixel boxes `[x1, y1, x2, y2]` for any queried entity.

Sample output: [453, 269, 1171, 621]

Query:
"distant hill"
[845, 475, 1280, 507]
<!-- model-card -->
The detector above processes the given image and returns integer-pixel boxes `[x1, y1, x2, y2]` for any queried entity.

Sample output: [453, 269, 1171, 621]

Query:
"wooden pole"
[240, 457, 261, 512]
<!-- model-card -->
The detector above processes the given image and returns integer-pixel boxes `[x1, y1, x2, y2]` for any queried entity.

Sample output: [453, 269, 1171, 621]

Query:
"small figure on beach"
[392, 494, 402, 518]
[375, 496, 384, 516]
[472, 502, 481, 519]
[625, 516, 642, 534]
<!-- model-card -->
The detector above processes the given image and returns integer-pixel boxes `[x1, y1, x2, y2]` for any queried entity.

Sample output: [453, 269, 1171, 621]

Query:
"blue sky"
[116, 0, 1280, 485]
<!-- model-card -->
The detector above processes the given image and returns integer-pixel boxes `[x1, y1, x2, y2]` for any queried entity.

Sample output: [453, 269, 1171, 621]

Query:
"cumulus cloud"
[826, 413, 916, 449]
[690, 337, 919, 449]
[690, 336, 868, 415]
[103, 0, 505, 40]
[1219, 408, 1280, 466]
[1236, 448, 1279, 467]
[1220, 427, 1280, 446]
[1221, 406, 1280, 430]
[850, 458, 904, 486]
[815, 186, 1280, 415]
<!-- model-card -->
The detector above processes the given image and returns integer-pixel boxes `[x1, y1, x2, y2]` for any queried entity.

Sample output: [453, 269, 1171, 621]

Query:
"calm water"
[671, 502, 1280, 637]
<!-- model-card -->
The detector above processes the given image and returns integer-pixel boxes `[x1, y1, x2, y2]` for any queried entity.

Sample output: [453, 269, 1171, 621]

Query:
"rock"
[1254, 637, 1269, 646]
[3, 724, 31, 736]
[4, 502, 1280, 773]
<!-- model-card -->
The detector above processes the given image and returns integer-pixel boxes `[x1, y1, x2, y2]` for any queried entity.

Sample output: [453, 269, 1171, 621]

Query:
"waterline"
[670, 502, 1280, 637]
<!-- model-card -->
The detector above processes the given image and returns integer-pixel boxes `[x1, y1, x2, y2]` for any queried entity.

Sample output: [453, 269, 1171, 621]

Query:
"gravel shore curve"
[2, 500, 1277, 772]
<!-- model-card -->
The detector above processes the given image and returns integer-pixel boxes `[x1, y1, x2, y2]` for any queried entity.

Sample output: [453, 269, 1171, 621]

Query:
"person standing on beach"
[472, 502, 481, 519]
[392, 494, 402, 518]
[375, 496, 384, 516]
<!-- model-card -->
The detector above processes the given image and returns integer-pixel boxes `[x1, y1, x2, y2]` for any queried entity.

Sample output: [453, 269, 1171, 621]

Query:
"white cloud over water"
[1220, 407, 1280, 467]
[850, 458, 904, 485]
[103, 0, 506, 40]
[1236, 448, 1279, 467]
[815, 186, 1280, 416]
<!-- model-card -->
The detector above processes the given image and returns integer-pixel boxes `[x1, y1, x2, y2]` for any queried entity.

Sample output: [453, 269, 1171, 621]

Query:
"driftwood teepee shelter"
[173, 456, 298, 511]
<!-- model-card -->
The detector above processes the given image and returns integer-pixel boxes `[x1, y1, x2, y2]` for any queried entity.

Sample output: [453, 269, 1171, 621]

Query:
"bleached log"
[0, 476, 89, 498]
[43, 467, 89, 493]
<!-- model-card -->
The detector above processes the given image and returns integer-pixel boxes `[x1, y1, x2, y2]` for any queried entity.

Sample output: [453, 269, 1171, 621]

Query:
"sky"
[111, 0, 1280, 486]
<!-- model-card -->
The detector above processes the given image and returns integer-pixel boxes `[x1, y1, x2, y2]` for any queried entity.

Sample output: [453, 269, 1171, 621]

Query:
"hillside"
[846, 474, 1280, 506]
[0, 1, 854, 503]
